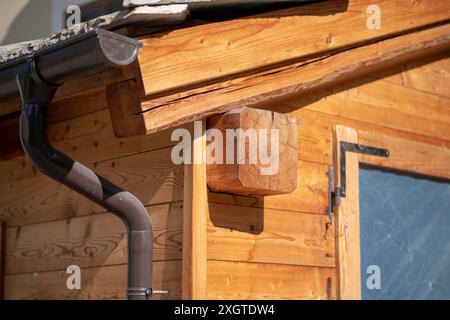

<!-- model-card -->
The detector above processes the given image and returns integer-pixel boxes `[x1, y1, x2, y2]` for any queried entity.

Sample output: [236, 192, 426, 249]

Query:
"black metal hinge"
[326, 142, 389, 223]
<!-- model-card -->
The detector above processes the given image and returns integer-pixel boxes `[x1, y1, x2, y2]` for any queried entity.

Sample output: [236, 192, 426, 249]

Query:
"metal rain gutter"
[0, 29, 154, 300]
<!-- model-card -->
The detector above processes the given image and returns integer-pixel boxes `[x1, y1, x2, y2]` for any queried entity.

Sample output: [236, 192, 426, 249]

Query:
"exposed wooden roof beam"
[138, 0, 450, 97]
[138, 22, 450, 134]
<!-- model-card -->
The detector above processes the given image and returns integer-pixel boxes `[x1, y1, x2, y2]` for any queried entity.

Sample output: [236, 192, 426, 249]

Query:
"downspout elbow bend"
[17, 59, 153, 300]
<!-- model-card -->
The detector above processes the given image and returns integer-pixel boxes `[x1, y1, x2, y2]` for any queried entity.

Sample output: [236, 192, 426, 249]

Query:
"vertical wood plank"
[334, 126, 361, 300]
[0, 222, 5, 300]
[182, 120, 208, 299]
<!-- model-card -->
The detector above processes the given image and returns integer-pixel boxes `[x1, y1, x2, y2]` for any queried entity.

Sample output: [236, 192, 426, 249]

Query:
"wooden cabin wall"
[203, 51, 450, 300]
[0, 53, 448, 300]
[0, 86, 184, 299]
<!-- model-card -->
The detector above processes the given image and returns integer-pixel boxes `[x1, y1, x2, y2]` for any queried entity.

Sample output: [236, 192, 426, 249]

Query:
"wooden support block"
[207, 107, 298, 196]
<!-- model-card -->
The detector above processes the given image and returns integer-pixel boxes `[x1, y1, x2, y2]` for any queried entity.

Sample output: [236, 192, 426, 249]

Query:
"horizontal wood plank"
[207, 204, 335, 268]
[207, 261, 335, 300]
[0, 147, 183, 226]
[0, 107, 187, 183]
[5, 202, 183, 275]
[371, 51, 450, 99]
[4, 260, 181, 300]
[359, 131, 450, 180]
[0, 90, 108, 160]
[0, 64, 138, 118]
[287, 75, 450, 141]
[48, 89, 109, 124]
[1, 141, 329, 227]
[290, 109, 450, 166]
[0, 89, 110, 160]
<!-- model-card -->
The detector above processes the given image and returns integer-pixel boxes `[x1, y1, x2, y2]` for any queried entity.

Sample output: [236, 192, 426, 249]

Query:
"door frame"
[333, 125, 450, 300]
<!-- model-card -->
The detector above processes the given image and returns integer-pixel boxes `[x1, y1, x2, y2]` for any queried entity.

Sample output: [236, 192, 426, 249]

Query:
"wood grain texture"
[207, 261, 335, 300]
[0, 147, 184, 226]
[138, 0, 450, 97]
[207, 204, 335, 268]
[5, 202, 182, 275]
[4, 260, 181, 300]
[0, 158, 327, 229]
[1, 1, 449, 301]
[207, 160, 330, 216]
[263, 161, 328, 214]
[48, 89, 109, 124]
[182, 120, 207, 300]
[0, 108, 187, 184]
[359, 131, 450, 180]
[0, 89, 109, 160]
[207, 107, 298, 196]
[371, 51, 450, 99]
[0, 62, 143, 158]
[105, 79, 147, 138]
[44, 109, 180, 168]
[293, 76, 450, 141]
[289, 109, 450, 166]
[0, 63, 142, 158]
[0, 64, 138, 117]
[139, 23, 450, 134]
[334, 126, 361, 300]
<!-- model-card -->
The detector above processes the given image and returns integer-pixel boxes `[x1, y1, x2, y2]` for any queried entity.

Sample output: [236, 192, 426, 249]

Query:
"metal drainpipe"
[16, 53, 153, 300]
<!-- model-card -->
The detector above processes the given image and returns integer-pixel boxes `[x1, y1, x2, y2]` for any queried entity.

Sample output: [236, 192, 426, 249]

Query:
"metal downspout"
[13, 32, 153, 300]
